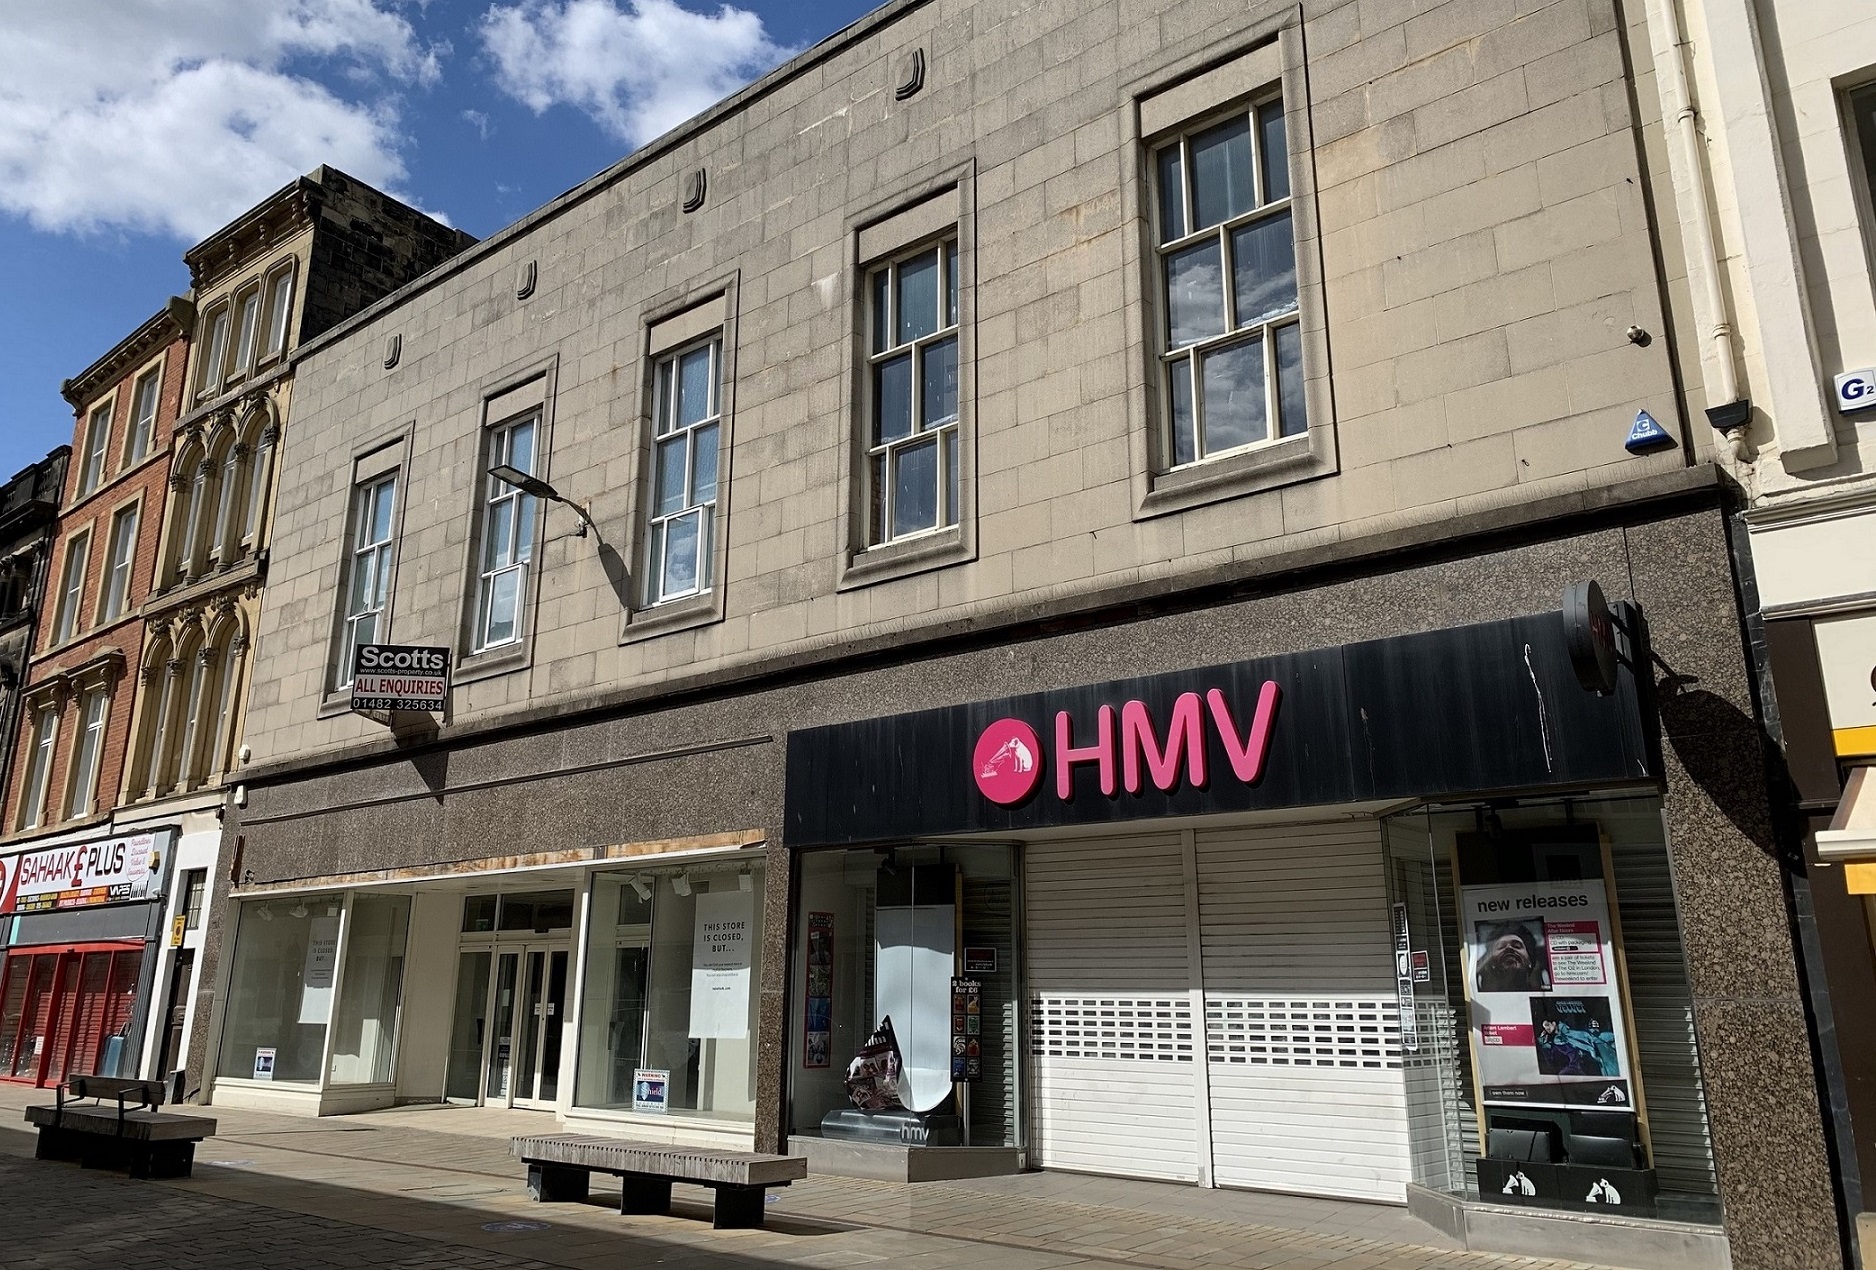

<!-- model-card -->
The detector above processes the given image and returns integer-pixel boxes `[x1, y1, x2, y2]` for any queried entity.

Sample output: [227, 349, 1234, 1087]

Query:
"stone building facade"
[207, 1, 1840, 1266]
[0, 449, 71, 838]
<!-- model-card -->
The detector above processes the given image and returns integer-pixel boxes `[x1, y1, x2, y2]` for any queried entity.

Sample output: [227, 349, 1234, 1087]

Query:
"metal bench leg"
[618, 1173, 672, 1216]
[712, 1185, 766, 1229]
[526, 1163, 589, 1203]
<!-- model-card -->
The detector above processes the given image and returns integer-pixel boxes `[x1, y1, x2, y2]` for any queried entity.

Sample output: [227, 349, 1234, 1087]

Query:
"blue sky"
[0, 0, 874, 478]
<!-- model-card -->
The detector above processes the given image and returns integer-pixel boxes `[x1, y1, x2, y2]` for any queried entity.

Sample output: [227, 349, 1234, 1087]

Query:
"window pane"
[1231, 209, 1297, 328]
[868, 452, 887, 543]
[662, 510, 701, 595]
[1191, 115, 1255, 229]
[646, 521, 665, 596]
[1157, 144, 1186, 242]
[892, 437, 939, 537]
[1201, 337, 1268, 453]
[1260, 100, 1290, 203]
[266, 273, 294, 354]
[895, 250, 940, 345]
[327, 895, 410, 1086]
[655, 358, 676, 433]
[874, 353, 914, 442]
[349, 552, 377, 613]
[515, 496, 536, 563]
[484, 568, 519, 645]
[1275, 321, 1307, 437]
[353, 610, 378, 651]
[507, 420, 536, 474]
[691, 422, 719, 504]
[920, 336, 958, 428]
[944, 426, 959, 526]
[1165, 239, 1226, 349]
[871, 268, 890, 354]
[368, 480, 395, 543]
[484, 499, 515, 570]
[235, 292, 261, 371]
[678, 345, 713, 425]
[1170, 356, 1197, 466]
[655, 435, 689, 516]
[945, 243, 959, 327]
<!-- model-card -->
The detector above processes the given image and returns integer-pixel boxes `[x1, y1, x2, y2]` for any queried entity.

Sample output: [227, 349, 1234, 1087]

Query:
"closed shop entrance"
[0, 943, 145, 1087]
[1025, 819, 1410, 1201]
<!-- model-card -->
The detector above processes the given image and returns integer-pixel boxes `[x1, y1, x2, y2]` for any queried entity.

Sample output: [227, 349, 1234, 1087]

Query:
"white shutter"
[1196, 822, 1412, 1201]
[1026, 834, 1199, 1181]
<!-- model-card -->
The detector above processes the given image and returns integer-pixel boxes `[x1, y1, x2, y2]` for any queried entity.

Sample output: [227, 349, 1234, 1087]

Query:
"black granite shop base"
[1475, 1157, 1660, 1216]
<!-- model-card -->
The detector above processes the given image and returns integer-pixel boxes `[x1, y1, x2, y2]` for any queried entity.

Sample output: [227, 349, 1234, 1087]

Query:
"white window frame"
[98, 503, 139, 625]
[336, 474, 398, 688]
[229, 283, 263, 382]
[197, 304, 231, 399]
[51, 530, 90, 646]
[262, 264, 296, 362]
[65, 689, 108, 819]
[17, 704, 59, 831]
[1152, 95, 1301, 471]
[864, 239, 961, 546]
[474, 415, 539, 652]
[644, 338, 722, 606]
[78, 401, 112, 497]
[125, 367, 161, 468]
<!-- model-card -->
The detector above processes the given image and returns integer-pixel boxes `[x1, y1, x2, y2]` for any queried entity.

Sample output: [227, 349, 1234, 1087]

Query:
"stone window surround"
[6, 650, 122, 837]
[194, 261, 297, 405]
[621, 276, 740, 646]
[122, 352, 167, 472]
[76, 392, 116, 500]
[1123, 13, 1337, 521]
[454, 355, 560, 687]
[48, 524, 92, 651]
[319, 430, 412, 717]
[837, 161, 980, 592]
[93, 490, 146, 629]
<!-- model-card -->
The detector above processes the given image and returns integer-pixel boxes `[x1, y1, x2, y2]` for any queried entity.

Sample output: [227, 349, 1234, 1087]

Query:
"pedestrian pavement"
[0, 1084, 1615, 1270]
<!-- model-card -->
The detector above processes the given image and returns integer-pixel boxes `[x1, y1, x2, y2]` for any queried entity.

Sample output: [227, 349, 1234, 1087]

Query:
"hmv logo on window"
[971, 683, 1283, 807]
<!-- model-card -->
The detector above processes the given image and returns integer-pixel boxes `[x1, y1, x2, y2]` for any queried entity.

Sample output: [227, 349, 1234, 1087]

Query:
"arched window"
[240, 405, 278, 551]
[163, 442, 203, 590]
[127, 632, 173, 801]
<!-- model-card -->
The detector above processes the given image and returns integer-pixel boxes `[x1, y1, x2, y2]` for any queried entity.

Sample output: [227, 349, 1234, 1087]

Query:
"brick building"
[0, 168, 470, 1103]
[201, 1, 1840, 1268]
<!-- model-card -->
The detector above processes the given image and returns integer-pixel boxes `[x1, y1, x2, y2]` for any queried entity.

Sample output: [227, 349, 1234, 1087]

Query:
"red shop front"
[0, 942, 144, 1086]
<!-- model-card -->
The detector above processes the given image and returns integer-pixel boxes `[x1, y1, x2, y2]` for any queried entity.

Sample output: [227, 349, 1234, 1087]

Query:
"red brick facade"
[2, 324, 187, 840]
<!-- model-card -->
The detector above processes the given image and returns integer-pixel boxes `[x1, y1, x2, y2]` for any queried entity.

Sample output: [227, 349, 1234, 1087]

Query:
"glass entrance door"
[473, 944, 567, 1108]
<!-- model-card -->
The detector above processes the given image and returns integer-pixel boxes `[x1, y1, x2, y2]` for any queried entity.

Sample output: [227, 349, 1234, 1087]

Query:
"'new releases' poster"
[1461, 879, 1634, 1111]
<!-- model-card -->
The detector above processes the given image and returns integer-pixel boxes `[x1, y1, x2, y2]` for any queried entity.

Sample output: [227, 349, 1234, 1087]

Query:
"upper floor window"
[16, 704, 58, 831]
[126, 367, 160, 467]
[645, 339, 721, 605]
[64, 689, 108, 819]
[475, 415, 537, 651]
[78, 401, 112, 497]
[51, 531, 89, 646]
[263, 265, 295, 361]
[197, 305, 231, 399]
[337, 474, 397, 687]
[1153, 98, 1301, 468]
[866, 241, 960, 544]
[230, 284, 263, 381]
[98, 504, 139, 625]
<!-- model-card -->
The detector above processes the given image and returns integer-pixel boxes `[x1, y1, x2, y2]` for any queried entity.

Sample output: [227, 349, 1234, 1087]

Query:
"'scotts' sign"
[350, 643, 451, 713]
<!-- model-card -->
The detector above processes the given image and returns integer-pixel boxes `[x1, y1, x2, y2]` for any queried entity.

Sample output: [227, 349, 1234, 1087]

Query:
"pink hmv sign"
[0, 833, 160, 915]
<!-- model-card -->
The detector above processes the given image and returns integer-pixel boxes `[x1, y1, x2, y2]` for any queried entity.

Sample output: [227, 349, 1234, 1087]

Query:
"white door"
[1196, 822, 1411, 1201]
[1026, 834, 1200, 1181]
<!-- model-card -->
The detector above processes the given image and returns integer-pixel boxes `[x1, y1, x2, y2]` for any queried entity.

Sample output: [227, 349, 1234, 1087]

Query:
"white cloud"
[480, 0, 792, 148]
[0, 1, 444, 240]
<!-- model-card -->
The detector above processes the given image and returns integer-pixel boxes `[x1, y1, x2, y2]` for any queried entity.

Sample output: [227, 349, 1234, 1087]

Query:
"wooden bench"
[511, 1134, 807, 1229]
[25, 1076, 216, 1179]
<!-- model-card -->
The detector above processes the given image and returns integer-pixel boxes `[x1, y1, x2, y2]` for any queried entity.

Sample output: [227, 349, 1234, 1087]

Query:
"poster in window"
[298, 915, 340, 1025]
[689, 890, 753, 1039]
[1461, 879, 1633, 1111]
[633, 1067, 668, 1113]
[804, 911, 834, 1068]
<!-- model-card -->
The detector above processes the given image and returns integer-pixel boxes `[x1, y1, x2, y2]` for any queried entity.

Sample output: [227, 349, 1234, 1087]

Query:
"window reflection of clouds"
[1202, 339, 1268, 452]
[1167, 240, 1225, 348]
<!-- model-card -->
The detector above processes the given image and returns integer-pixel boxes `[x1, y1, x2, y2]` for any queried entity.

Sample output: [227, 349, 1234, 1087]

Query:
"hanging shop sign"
[690, 890, 754, 1039]
[350, 643, 450, 713]
[785, 599, 1654, 847]
[0, 831, 163, 915]
[1460, 879, 1635, 1111]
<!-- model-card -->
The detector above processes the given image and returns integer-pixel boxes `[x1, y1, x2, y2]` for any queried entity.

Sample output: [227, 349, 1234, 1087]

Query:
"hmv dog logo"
[971, 681, 1282, 808]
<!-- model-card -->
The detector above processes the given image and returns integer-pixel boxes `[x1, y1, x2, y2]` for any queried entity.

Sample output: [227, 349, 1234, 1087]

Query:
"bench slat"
[26, 1105, 216, 1142]
[510, 1134, 806, 1187]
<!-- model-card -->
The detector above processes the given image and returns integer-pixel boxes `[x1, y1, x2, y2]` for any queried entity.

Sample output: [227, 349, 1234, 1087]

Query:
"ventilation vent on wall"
[895, 48, 926, 100]
[682, 168, 707, 213]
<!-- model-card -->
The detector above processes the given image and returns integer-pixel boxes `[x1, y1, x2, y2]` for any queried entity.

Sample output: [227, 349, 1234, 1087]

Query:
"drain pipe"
[1643, 0, 1752, 465]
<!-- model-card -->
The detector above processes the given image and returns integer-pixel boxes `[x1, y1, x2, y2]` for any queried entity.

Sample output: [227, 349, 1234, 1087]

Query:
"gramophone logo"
[973, 719, 1042, 806]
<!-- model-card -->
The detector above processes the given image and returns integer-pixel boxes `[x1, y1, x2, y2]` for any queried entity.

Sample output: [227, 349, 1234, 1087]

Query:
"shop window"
[461, 894, 498, 933]
[1381, 794, 1720, 1224]
[328, 894, 411, 1085]
[787, 844, 1020, 1148]
[181, 869, 208, 930]
[495, 890, 575, 933]
[573, 863, 764, 1121]
[216, 894, 345, 1084]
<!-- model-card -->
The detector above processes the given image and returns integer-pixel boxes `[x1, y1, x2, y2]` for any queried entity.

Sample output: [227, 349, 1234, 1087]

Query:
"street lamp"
[489, 463, 597, 538]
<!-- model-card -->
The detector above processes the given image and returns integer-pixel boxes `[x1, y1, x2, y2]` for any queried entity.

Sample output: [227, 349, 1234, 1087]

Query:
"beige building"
[207, 2, 1847, 1267]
